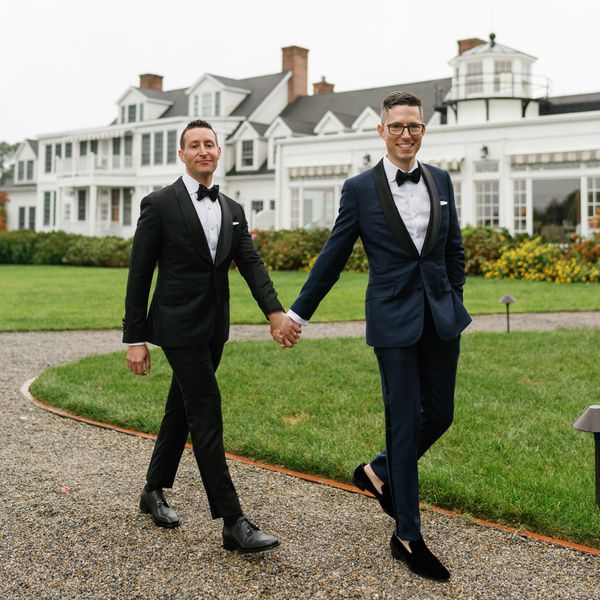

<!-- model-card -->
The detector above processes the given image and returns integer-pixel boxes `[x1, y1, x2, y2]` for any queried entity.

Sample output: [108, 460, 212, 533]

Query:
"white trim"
[247, 72, 292, 123]
[313, 111, 347, 135]
[185, 73, 251, 96]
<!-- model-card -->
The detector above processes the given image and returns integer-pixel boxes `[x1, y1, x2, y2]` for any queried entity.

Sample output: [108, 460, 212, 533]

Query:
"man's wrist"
[287, 309, 309, 327]
[128, 342, 146, 346]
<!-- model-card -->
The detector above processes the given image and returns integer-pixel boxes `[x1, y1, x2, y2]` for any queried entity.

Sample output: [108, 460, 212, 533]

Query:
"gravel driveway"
[1, 315, 599, 599]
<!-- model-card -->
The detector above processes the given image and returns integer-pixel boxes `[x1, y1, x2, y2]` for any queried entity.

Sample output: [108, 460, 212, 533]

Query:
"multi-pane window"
[139, 104, 144, 121]
[291, 188, 300, 228]
[513, 180, 527, 233]
[475, 180, 500, 227]
[251, 200, 264, 214]
[141, 134, 151, 166]
[123, 189, 132, 226]
[77, 190, 86, 221]
[201, 92, 212, 116]
[17, 161, 25, 181]
[90, 140, 98, 155]
[128, 104, 137, 123]
[26, 160, 34, 180]
[111, 189, 120, 222]
[214, 92, 221, 116]
[43, 192, 52, 226]
[588, 177, 600, 231]
[52, 192, 56, 226]
[28, 207, 36, 230]
[241, 140, 253, 167]
[494, 60, 512, 92]
[154, 132, 164, 165]
[124, 136, 133, 167]
[121, 106, 126, 124]
[65, 143, 72, 158]
[55, 143, 62, 158]
[193, 95, 199, 116]
[44, 145, 52, 173]
[112, 138, 121, 155]
[453, 180, 461, 223]
[64, 203, 71, 221]
[18, 207, 26, 229]
[167, 130, 177, 164]
[79, 141, 88, 156]
[466, 62, 483, 95]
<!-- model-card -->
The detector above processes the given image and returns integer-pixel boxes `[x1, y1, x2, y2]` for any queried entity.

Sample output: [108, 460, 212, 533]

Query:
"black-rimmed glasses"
[386, 123, 425, 136]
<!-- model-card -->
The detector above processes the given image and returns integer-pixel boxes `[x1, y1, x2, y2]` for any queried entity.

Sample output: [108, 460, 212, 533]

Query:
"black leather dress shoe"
[390, 534, 450, 581]
[352, 464, 395, 518]
[222, 516, 279, 553]
[139, 488, 180, 528]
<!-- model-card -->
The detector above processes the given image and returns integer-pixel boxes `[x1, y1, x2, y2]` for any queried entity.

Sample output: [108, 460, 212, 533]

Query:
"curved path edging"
[21, 377, 600, 557]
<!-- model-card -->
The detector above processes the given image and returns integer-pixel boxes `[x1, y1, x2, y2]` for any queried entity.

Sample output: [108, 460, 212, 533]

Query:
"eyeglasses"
[386, 123, 425, 136]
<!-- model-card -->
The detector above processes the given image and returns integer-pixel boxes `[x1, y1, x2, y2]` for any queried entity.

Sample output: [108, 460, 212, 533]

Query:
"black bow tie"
[395, 168, 421, 186]
[197, 184, 219, 202]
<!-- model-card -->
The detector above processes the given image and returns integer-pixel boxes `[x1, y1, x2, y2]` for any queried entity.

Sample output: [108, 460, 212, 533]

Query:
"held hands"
[127, 344, 151, 376]
[268, 311, 302, 348]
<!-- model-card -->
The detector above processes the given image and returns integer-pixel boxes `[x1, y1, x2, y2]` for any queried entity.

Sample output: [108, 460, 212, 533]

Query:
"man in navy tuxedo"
[288, 91, 471, 581]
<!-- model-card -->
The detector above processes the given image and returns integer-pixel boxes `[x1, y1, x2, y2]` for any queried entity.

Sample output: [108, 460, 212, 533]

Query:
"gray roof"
[230, 72, 290, 117]
[541, 91, 600, 115]
[26, 139, 38, 155]
[158, 88, 190, 118]
[137, 87, 174, 101]
[247, 122, 269, 136]
[460, 35, 535, 60]
[226, 158, 274, 177]
[279, 77, 452, 134]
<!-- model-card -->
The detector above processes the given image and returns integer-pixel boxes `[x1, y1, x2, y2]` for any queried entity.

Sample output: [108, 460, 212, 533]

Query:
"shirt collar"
[182, 172, 213, 197]
[383, 155, 419, 183]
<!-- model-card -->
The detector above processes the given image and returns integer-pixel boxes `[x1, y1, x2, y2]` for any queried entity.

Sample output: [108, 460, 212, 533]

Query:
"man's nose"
[400, 127, 412, 139]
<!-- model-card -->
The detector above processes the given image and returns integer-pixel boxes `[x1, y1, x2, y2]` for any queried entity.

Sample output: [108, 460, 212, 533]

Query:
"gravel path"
[1, 315, 599, 599]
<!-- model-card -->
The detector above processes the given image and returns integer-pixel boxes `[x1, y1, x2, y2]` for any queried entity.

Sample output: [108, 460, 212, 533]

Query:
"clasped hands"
[268, 311, 302, 348]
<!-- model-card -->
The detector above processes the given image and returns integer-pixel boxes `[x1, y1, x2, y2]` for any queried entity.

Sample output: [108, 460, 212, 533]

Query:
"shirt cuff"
[287, 309, 309, 327]
[127, 342, 146, 346]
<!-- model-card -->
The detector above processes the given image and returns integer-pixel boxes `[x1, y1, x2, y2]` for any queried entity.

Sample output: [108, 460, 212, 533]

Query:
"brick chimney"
[282, 45, 308, 103]
[139, 73, 163, 91]
[457, 38, 486, 55]
[313, 76, 334, 95]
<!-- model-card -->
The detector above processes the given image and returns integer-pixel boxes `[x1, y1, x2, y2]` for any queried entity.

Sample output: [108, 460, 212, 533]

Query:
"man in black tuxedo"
[123, 119, 300, 553]
[287, 92, 471, 580]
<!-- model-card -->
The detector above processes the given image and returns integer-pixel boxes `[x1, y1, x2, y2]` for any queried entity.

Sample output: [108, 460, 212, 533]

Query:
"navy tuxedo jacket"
[291, 159, 471, 347]
[123, 177, 282, 348]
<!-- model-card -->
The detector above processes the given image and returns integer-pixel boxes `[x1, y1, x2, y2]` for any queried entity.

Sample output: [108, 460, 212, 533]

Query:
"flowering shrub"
[462, 226, 514, 275]
[482, 236, 599, 283]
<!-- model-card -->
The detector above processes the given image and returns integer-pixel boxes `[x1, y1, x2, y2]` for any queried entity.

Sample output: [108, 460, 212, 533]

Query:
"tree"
[0, 141, 19, 184]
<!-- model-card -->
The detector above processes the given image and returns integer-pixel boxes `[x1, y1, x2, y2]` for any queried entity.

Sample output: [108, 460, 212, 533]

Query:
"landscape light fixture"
[499, 294, 516, 333]
[573, 405, 600, 508]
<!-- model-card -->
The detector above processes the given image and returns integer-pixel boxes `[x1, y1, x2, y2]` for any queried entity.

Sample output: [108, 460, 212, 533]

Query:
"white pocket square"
[440, 201, 448, 206]
[232, 221, 240, 225]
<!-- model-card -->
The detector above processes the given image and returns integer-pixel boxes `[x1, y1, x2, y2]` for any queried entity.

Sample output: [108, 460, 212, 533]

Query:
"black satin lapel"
[173, 178, 213, 265]
[372, 159, 419, 257]
[215, 194, 233, 266]
[420, 162, 441, 257]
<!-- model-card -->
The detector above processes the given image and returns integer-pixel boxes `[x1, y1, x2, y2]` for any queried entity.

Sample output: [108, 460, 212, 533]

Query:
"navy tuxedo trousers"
[371, 300, 460, 540]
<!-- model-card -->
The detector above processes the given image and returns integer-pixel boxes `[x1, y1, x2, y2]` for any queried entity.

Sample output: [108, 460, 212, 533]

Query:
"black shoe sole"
[223, 540, 280, 554]
[139, 499, 181, 529]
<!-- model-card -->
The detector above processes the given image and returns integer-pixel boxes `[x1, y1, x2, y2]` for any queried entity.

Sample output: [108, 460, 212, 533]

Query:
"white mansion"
[4, 35, 600, 240]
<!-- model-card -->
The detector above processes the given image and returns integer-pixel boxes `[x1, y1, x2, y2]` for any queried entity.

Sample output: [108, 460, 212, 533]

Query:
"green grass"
[31, 330, 600, 548]
[0, 264, 598, 331]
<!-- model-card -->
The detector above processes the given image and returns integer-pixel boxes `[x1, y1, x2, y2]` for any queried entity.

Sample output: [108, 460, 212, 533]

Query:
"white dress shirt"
[382, 155, 430, 255]
[182, 172, 222, 262]
[288, 156, 431, 327]
[128, 173, 222, 345]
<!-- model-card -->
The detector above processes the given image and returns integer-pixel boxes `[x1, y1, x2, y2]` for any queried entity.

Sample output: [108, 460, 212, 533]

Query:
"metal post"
[506, 304, 510, 334]
[595, 432, 600, 508]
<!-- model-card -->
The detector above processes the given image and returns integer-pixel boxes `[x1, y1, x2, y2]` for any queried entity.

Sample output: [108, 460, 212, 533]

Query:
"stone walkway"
[1, 314, 599, 599]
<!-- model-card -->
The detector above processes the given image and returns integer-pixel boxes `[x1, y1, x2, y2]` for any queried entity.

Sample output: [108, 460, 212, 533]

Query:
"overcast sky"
[2, 0, 599, 144]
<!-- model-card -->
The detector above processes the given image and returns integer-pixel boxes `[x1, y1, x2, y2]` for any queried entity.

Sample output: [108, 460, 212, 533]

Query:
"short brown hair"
[380, 91, 423, 122]
[179, 119, 219, 149]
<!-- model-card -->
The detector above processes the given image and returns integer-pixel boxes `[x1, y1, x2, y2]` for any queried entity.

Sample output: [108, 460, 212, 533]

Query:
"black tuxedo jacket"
[291, 160, 471, 347]
[123, 177, 282, 348]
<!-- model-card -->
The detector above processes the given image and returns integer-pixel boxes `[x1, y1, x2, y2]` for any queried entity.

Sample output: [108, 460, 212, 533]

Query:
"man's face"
[377, 104, 425, 171]
[178, 127, 221, 182]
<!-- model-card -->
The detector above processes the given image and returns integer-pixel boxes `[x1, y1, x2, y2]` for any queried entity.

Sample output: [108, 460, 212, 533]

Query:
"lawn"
[30, 330, 600, 548]
[1, 264, 598, 331]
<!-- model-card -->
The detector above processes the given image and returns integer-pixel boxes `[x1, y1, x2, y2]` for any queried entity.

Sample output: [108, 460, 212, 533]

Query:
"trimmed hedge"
[1, 229, 598, 283]
[0, 231, 132, 267]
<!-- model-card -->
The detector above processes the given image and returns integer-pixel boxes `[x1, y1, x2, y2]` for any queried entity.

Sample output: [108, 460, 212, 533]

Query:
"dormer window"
[494, 60, 512, 92]
[193, 91, 222, 117]
[241, 140, 254, 167]
[127, 104, 137, 123]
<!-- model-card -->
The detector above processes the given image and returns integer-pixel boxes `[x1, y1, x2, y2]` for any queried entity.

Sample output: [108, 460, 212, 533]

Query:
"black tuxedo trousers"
[146, 339, 242, 519]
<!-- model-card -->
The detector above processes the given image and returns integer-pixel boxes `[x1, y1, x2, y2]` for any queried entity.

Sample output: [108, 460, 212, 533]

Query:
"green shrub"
[462, 226, 514, 275]
[31, 231, 76, 265]
[0, 230, 40, 264]
[253, 228, 330, 270]
[62, 236, 131, 267]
